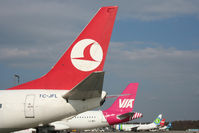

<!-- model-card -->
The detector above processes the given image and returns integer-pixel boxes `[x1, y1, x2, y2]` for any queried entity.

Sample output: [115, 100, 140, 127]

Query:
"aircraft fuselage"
[0, 90, 101, 132]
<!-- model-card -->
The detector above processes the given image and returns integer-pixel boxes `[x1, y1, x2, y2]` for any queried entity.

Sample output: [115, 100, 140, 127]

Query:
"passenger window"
[0, 104, 2, 108]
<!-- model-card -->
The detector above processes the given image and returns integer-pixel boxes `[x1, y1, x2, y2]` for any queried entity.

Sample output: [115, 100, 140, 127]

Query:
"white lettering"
[119, 99, 126, 108]
[119, 99, 134, 108]
[126, 99, 134, 108]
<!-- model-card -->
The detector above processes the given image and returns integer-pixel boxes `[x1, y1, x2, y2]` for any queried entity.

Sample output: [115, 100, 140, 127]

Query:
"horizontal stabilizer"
[132, 112, 143, 120]
[106, 94, 131, 98]
[117, 112, 135, 120]
[50, 121, 70, 131]
[63, 71, 104, 100]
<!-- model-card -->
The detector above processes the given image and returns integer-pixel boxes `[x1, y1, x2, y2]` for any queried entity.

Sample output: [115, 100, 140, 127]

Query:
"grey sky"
[0, 0, 199, 122]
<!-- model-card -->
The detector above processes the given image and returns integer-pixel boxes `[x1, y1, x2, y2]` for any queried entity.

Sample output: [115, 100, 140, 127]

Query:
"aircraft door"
[24, 94, 35, 118]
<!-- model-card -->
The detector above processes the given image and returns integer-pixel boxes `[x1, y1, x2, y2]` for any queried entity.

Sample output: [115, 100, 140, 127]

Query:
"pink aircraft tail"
[8, 6, 118, 90]
[102, 83, 139, 125]
[103, 83, 138, 113]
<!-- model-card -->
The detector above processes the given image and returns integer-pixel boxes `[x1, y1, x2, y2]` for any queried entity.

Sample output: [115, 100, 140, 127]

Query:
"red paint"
[8, 6, 118, 90]
[160, 118, 166, 127]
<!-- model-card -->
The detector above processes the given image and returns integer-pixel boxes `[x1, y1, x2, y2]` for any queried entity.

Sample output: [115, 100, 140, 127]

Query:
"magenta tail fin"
[104, 83, 138, 113]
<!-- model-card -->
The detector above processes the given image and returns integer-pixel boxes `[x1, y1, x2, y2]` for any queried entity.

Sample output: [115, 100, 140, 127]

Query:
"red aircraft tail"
[8, 6, 118, 90]
[160, 118, 166, 127]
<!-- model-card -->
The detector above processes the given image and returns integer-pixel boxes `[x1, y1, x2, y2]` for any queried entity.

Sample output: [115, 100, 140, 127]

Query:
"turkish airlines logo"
[119, 99, 134, 108]
[71, 39, 103, 71]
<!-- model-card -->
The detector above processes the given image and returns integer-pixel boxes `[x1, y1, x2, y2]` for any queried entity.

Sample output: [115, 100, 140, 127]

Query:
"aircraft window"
[0, 104, 2, 108]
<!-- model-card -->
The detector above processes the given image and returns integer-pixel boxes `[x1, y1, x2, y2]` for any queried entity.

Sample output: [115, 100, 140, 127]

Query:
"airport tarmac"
[104, 132, 198, 133]
[61, 131, 198, 133]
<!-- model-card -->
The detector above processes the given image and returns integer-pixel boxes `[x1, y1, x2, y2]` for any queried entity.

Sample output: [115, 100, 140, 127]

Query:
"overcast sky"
[0, 0, 199, 122]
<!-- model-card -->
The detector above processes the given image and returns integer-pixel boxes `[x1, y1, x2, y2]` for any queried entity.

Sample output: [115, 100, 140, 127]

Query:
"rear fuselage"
[0, 90, 101, 132]
[62, 111, 108, 129]
[137, 123, 157, 131]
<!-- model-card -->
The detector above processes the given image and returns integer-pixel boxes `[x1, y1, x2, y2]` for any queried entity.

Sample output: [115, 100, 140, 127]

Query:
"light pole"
[14, 74, 20, 85]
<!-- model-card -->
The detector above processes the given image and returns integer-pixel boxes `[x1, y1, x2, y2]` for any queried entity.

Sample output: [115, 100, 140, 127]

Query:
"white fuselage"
[115, 123, 157, 131]
[51, 111, 109, 130]
[137, 123, 157, 131]
[0, 90, 101, 133]
[114, 124, 139, 131]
